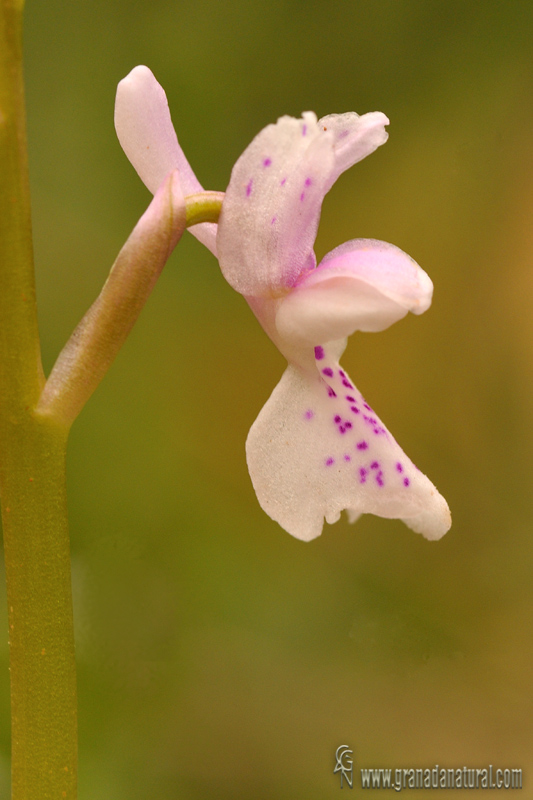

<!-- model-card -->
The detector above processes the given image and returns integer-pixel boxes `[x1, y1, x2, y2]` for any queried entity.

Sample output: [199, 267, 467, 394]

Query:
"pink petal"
[319, 111, 389, 192]
[217, 110, 389, 298]
[115, 65, 217, 254]
[217, 112, 335, 297]
[275, 239, 433, 345]
[246, 352, 450, 542]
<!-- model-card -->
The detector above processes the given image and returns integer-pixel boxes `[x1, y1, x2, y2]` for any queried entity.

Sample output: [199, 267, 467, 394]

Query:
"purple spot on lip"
[403, 477, 410, 487]
[370, 461, 380, 470]
[338, 129, 349, 140]
[314, 346, 324, 360]
[322, 367, 334, 377]
[356, 441, 368, 450]
[363, 403, 372, 411]
[328, 388, 337, 398]
[339, 426, 346, 434]
[280, 177, 287, 186]
[350, 405, 360, 414]
[304, 409, 314, 420]
[359, 467, 367, 483]
[342, 379, 354, 389]
[325, 457, 334, 466]
[305, 177, 312, 186]
[263, 157, 272, 167]
[396, 462, 403, 473]
[345, 395, 355, 402]
[376, 471, 384, 487]
[302, 124, 307, 136]
[334, 415, 341, 423]
[339, 369, 346, 377]
[300, 192, 305, 202]
[246, 179, 253, 197]
[271, 216, 277, 225]
[344, 454, 351, 462]
[345, 421, 352, 429]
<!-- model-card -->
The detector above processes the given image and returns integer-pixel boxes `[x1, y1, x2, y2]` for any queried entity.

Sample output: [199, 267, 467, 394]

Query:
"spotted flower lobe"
[247, 345, 451, 542]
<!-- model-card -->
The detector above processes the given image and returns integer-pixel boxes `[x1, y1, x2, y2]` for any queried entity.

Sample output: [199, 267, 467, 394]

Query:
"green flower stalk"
[0, 1, 77, 796]
[0, 4, 221, 797]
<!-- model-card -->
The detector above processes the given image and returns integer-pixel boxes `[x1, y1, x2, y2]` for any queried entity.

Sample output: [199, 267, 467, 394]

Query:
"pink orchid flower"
[115, 66, 451, 542]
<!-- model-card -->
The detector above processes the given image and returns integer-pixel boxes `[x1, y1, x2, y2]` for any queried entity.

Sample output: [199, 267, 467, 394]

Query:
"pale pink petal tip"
[115, 66, 218, 255]
[115, 66, 183, 195]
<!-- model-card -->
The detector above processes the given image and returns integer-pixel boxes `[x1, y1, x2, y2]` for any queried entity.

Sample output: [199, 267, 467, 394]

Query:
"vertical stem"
[0, 0, 43, 397]
[1, 421, 77, 800]
[0, 1, 78, 798]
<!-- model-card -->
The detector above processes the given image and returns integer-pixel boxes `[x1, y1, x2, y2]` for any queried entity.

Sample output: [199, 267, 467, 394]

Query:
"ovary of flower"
[115, 66, 451, 542]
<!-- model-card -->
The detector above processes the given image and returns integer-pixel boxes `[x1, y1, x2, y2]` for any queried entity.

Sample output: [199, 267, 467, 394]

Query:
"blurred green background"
[1, 0, 533, 797]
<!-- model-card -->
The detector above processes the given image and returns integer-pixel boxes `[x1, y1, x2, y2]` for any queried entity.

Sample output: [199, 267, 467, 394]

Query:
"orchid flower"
[115, 66, 451, 542]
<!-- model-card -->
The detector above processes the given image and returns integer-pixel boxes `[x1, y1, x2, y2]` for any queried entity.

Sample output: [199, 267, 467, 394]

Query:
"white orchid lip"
[246, 347, 451, 542]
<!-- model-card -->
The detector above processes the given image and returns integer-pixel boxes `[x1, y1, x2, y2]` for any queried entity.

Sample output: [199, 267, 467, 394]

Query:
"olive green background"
[1, 0, 532, 797]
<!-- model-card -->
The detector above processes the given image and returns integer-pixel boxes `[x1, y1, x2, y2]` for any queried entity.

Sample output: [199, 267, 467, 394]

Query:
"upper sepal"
[319, 111, 389, 192]
[115, 66, 201, 196]
[217, 112, 334, 297]
[115, 65, 218, 254]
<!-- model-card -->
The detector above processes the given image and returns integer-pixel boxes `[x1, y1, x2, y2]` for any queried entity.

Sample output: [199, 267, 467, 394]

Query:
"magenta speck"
[325, 457, 334, 466]
[334, 415, 341, 423]
[314, 346, 325, 360]
[300, 192, 305, 202]
[344, 454, 351, 462]
[322, 367, 334, 377]
[403, 477, 410, 487]
[357, 441, 368, 450]
[271, 216, 277, 225]
[359, 467, 367, 483]
[263, 157, 272, 167]
[339, 369, 345, 377]
[363, 403, 372, 411]
[246, 179, 253, 197]
[350, 405, 360, 414]
[342, 379, 353, 389]
[370, 461, 379, 470]
[305, 177, 312, 186]
[280, 177, 287, 186]
[345, 421, 352, 429]
[396, 462, 403, 473]
[304, 409, 314, 420]
[302, 124, 307, 136]
[345, 395, 355, 402]
[328, 388, 337, 398]
[376, 472, 384, 487]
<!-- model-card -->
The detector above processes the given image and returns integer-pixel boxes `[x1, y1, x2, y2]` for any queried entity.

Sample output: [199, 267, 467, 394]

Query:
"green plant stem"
[185, 191, 224, 226]
[0, 2, 78, 798]
[1, 421, 76, 800]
